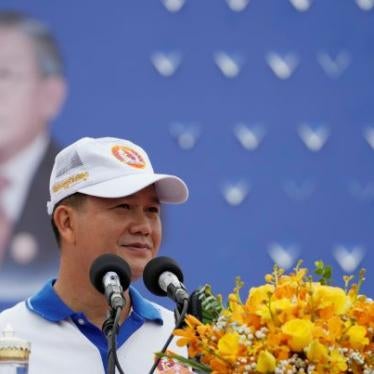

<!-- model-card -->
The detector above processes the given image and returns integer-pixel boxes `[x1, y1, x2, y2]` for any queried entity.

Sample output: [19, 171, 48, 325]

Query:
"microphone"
[89, 254, 132, 310]
[143, 256, 189, 305]
[144, 257, 191, 374]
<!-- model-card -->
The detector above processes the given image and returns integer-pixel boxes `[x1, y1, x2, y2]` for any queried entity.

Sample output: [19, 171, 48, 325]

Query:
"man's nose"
[128, 211, 152, 235]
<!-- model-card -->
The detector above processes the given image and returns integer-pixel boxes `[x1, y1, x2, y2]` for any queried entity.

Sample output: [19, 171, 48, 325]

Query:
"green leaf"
[196, 285, 223, 324]
[313, 260, 332, 285]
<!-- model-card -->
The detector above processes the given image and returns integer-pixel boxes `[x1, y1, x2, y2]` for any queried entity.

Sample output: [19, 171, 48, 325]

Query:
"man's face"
[0, 27, 61, 161]
[70, 185, 162, 281]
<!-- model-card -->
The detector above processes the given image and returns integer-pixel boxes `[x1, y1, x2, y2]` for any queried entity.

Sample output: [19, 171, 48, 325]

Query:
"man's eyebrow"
[117, 195, 160, 203]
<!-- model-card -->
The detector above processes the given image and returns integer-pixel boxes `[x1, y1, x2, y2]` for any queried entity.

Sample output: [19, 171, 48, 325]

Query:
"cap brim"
[77, 173, 188, 204]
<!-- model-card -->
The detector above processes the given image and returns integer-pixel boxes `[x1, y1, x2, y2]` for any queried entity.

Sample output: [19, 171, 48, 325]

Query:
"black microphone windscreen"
[143, 256, 184, 296]
[89, 254, 131, 294]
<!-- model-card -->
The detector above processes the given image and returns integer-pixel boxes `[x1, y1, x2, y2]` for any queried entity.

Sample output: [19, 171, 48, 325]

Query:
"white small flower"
[295, 358, 306, 368]
[255, 330, 265, 339]
[363, 368, 374, 374]
[307, 365, 315, 374]
[350, 351, 365, 365]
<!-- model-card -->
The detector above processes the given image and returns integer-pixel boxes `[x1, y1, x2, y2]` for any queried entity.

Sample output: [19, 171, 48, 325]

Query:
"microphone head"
[143, 256, 184, 296]
[89, 254, 131, 294]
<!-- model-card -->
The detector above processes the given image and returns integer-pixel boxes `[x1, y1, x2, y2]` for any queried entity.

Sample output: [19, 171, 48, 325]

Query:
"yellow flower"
[170, 265, 373, 374]
[247, 284, 274, 308]
[281, 319, 314, 351]
[327, 316, 344, 341]
[228, 293, 245, 324]
[294, 268, 308, 282]
[351, 298, 374, 328]
[312, 284, 349, 315]
[174, 314, 204, 357]
[228, 292, 240, 308]
[265, 274, 273, 283]
[329, 349, 347, 373]
[271, 298, 294, 314]
[209, 357, 230, 373]
[217, 332, 240, 362]
[305, 340, 329, 363]
[256, 298, 294, 322]
[256, 350, 276, 373]
[346, 325, 369, 349]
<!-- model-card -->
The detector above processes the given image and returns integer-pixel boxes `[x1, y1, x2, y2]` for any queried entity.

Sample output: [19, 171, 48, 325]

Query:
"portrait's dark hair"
[0, 10, 64, 77]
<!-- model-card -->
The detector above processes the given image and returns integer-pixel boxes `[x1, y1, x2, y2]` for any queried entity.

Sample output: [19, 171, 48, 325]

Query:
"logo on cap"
[52, 172, 89, 193]
[112, 145, 146, 169]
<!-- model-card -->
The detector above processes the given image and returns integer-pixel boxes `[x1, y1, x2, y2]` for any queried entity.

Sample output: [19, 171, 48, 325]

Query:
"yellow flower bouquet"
[162, 261, 374, 373]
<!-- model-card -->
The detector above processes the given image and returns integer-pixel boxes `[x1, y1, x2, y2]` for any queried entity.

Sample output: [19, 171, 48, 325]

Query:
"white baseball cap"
[47, 137, 189, 215]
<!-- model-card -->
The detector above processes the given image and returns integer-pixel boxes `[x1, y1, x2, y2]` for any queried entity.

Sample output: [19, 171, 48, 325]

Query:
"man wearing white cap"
[0, 137, 190, 373]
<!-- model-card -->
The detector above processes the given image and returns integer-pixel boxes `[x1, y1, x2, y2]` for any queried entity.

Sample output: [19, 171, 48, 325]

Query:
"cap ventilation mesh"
[55, 151, 85, 178]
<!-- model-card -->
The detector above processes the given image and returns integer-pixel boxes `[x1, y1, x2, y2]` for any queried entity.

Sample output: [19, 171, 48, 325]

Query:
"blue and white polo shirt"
[0, 280, 187, 374]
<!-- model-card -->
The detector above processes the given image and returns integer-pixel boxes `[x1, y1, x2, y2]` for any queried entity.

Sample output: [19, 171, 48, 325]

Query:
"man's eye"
[148, 206, 160, 214]
[117, 204, 130, 209]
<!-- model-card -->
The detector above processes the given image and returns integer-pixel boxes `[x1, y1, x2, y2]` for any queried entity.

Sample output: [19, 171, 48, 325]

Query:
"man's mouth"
[121, 243, 151, 250]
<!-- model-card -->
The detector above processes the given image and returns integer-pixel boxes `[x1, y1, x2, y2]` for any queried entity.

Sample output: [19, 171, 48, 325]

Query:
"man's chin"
[126, 261, 148, 282]
[119, 253, 157, 282]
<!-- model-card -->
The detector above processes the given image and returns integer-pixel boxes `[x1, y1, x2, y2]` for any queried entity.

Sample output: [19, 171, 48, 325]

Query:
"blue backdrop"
[1, 0, 373, 307]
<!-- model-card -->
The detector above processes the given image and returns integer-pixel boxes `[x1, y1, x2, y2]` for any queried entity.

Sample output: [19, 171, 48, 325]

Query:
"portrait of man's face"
[0, 27, 58, 162]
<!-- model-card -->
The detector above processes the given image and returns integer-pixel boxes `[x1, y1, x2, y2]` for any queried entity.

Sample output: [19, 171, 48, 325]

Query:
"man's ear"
[40, 76, 67, 121]
[53, 204, 76, 245]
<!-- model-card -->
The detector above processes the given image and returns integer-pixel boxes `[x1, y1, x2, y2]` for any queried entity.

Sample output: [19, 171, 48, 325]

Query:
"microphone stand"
[102, 306, 124, 374]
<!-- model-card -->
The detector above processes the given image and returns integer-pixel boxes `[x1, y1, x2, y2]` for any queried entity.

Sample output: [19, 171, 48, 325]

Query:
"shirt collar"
[26, 279, 163, 324]
[129, 286, 163, 324]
